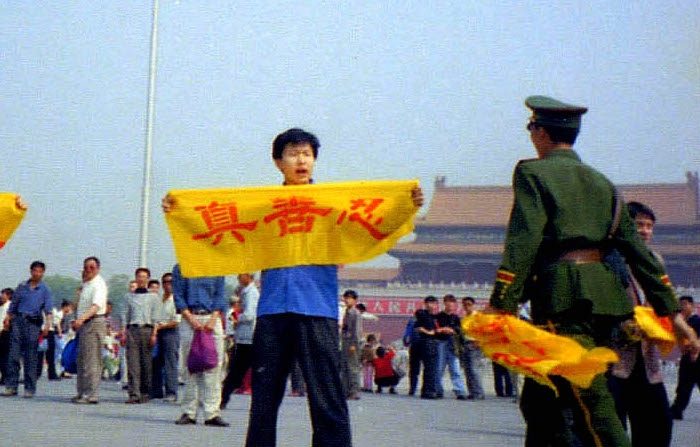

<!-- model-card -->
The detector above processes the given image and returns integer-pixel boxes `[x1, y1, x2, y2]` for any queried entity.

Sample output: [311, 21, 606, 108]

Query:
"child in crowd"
[360, 334, 378, 392]
[372, 346, 400, 394]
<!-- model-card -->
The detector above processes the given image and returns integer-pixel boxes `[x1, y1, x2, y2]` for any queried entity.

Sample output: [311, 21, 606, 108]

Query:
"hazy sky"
[2, 1, 699, 283]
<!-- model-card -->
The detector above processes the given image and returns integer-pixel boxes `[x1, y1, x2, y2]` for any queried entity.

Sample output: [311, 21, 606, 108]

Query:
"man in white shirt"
[0, 288, 12, 385]
[220, 273, 259, 409]
[71, 256, 108, 404]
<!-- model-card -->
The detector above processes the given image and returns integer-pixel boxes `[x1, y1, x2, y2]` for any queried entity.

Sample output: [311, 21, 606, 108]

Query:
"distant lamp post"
[139, 0, 160, 267]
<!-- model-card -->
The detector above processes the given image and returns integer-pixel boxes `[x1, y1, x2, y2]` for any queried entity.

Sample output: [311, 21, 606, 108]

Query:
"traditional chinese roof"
[422, 172, 700, 227]
[390, 243, 504, 256]
[390, 242, 700, 257]
[339, 267, 399, 281]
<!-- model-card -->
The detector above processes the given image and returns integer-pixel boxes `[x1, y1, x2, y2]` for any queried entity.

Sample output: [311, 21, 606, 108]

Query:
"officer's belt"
[558, 248, 603, 264]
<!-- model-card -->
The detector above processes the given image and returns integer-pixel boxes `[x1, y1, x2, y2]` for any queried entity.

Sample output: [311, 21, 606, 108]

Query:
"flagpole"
[138, 0, 160, 268]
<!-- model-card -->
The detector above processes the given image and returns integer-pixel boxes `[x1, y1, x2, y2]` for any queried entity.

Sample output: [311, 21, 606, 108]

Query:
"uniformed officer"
[489, 96, 700, 447]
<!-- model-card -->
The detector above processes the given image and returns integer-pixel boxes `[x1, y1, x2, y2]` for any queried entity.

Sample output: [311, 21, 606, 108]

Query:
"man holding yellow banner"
[488, 96, 700, 447]
[163, 128, 423, 446]
[0, 194, 27, 251]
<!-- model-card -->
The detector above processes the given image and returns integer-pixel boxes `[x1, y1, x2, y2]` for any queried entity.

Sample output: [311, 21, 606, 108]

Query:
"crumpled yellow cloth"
[0, 193, 26, 251]
[463, 313, 618, 392]
[634, 306, 675, 356]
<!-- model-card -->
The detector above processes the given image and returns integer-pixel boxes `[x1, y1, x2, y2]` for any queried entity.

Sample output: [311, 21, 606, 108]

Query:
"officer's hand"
[411, 187, 424, 208]
[162, 194, 175, 213]
[672, 313, 700, 361]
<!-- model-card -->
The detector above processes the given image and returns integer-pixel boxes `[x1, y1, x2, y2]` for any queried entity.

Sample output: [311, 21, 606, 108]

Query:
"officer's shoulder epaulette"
[515, 158, 540, 169]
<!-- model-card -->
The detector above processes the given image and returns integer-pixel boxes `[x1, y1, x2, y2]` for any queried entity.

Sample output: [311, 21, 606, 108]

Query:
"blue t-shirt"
[9, 280, 53, 318]
[258, 265, 338, 319]
[171, 264, 227, 314]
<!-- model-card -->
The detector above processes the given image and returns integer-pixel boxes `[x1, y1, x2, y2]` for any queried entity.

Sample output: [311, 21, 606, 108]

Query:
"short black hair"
[356, 303, 367, 312]
[1, 288, 13, 298]
[30, 260, 46, 270]
[462, 296, 476, 304]
[84, 256, 101, 267]
[148, 279, 160, 287]
[161, 272, 172, 282]
[343, 289, 358, 299]
[627, 201, 656, 222]
[424, 295, 438, 303]
[539, 124, 579, 145]
[443, 294, 457, 303]
[272, 128, 320, 160]
[679, 295, 694, 304]
[61, 299, 72, 308]
[376, 346, 386, 358]
[135, 267, 151, 277]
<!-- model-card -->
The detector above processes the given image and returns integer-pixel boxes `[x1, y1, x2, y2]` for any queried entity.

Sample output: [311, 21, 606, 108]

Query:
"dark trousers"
[420, 338, 439, 397]
[492, 362, 514, 397]
[0, 330, 10, 383]
[37, 331, 58, 380]
[126, 326, 153, 399]
[290, 360, 305, 394]
[245, 314, 352, 447]
[519, 325, 630, 447]
[375, 374, 400, 391]
[408, 342, 423, 394]
[221, 342, 253, 407]
[151, 328, 179, 398]
[608, 359, 672, 447]
[6, 317, 41, 392]
[340, 339, 360, 396]
[670, 355, 700, 417]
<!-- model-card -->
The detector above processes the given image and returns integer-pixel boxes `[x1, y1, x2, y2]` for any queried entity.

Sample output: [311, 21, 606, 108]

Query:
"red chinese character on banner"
[263, 196, 333, 237]
[336, 198, 388, 240]
[191, 201, 258, 245]
[371, 301, 385, 314]
[388, 301, 401, 314]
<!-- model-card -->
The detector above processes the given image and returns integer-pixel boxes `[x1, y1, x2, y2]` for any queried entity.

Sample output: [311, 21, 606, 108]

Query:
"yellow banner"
[0, 193, 26, 251]
[165, 180, 419, 277]
[463, 313, 618, 392]
[634, 306, 676, 356]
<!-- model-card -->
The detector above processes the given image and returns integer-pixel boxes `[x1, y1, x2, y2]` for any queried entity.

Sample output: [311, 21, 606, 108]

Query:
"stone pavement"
[0, 370, 698, 447]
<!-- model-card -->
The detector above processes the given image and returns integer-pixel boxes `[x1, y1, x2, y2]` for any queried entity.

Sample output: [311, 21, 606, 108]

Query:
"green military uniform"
[489, 96, 679, 447]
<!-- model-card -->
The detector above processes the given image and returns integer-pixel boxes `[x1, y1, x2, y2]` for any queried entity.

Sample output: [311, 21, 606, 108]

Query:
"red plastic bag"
[187, 330, 218, 374]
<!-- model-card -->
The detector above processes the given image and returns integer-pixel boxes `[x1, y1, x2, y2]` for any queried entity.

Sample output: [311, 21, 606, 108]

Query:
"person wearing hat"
[488, 96, 700, 446]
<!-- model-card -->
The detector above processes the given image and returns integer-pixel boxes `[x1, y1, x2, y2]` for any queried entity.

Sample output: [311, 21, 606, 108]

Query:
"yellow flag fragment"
[164, 180, 419, 277]
[463, 313, 618, 392]
[634, 306, 676, 356]
[0, 193, 26, 251]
